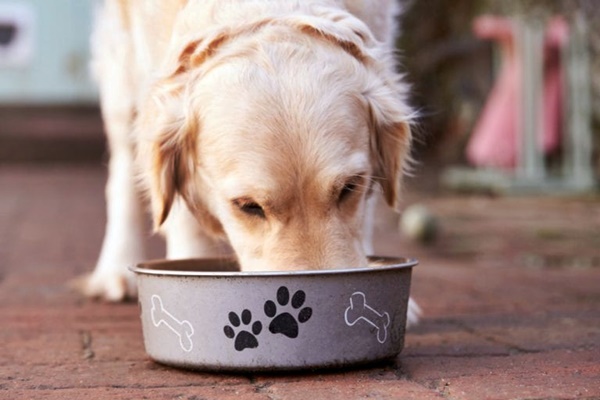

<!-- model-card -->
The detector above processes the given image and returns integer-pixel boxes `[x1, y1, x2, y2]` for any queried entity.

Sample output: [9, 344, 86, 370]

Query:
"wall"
[0, 0, 97, 105]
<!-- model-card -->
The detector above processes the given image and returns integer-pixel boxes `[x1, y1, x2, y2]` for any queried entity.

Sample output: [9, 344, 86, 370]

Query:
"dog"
[81, 0, 418, 324]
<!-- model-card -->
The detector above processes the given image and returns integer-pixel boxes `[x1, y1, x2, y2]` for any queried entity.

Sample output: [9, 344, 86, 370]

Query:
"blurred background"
[0, 0, 100, 163]
[399, 0, 600, 195]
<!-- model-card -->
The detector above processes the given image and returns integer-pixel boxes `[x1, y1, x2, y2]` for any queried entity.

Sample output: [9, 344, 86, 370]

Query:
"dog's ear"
[136, 36, 231, 234]
[136, 82, 197, 230]
[364, 80, 413, 210]
[152, 117, 197, 229]
[285, 11, 413, 209]
[138, 82, 224, 235]
[167, 28, 235, 77]
[136, 34, 220, 230]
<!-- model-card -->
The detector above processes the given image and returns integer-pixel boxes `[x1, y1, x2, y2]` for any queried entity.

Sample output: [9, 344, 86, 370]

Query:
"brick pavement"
[0, 165, 599, 399]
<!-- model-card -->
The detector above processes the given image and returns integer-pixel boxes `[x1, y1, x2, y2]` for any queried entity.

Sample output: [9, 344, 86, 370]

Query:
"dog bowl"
[130, 256, 417, 371]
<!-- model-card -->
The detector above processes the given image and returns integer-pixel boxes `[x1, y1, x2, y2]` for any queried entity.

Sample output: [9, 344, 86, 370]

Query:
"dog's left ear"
[285, 10, 413, 209]
[364, 81, 413, 210]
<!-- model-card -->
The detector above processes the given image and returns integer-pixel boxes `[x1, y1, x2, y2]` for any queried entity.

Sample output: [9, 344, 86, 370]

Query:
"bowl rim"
[129, 256, 417, 277]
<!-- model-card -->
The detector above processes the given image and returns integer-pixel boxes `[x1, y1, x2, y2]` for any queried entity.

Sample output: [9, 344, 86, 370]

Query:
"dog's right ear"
[137, 35, 232, 233]
[167, 28, 233, 77]
[136, 81, 198, 230]
[137, 36, 208, 230]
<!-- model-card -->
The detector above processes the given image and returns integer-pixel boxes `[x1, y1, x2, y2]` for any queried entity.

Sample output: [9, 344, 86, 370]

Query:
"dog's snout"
[278, 242, 367, 271]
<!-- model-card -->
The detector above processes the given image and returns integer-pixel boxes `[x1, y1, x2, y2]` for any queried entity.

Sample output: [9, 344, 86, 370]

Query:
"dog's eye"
[339, 182, 357, 203]
[338, 176, 363, 204]
[232, 198, 266, 219]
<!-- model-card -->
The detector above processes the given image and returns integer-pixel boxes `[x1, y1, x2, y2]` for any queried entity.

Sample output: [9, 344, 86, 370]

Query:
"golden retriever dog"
[82, 0, 419, 324]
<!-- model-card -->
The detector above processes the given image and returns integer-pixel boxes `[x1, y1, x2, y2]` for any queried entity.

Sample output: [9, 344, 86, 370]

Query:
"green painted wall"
[0, 0, 97, 105]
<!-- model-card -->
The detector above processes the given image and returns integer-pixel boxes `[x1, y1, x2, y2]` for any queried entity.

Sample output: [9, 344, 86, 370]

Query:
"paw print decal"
[223, 309, 262, 351]
[264, 286, 312, 338]
[222, 286, 313, 351]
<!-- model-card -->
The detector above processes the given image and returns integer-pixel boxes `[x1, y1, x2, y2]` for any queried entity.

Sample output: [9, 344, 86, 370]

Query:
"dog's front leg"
[79, 100, 145, 301]
[77, 5, 144, 300]
[83, 140, 145, 301]
[364, 195, 421, 327]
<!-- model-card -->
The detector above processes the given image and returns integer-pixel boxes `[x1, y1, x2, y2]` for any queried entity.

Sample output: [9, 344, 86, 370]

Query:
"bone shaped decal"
[150, 295, 194, 352]
[344, 292, 390, 344]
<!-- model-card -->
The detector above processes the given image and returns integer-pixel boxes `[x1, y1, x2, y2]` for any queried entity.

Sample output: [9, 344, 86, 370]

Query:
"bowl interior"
[131, 256, 417, 277]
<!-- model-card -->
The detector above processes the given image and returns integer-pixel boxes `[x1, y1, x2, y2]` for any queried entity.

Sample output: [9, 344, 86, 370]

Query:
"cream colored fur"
[83, 0, 419, 325]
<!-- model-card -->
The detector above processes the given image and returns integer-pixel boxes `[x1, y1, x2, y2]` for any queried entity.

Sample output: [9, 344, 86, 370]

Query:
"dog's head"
[137, 12, 413, 271]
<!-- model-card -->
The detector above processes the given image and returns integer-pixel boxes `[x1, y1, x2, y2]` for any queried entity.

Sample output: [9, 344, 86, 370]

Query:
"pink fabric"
[466, 16, 569, 169]
[467, 16, 520, 168]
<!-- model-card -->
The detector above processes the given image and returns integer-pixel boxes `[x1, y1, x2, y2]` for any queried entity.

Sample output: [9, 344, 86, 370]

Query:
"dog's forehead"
[202, 95, 370, 177]
[195, 40, 370, 128]
[194, 44, 374, 201]
[199, 64, 371, 167]
[218, 150, 369, 202]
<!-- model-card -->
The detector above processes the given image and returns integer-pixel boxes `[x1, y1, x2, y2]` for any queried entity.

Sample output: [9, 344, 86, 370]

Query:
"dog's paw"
[70, 270, 137, 302]
[406, 298, 422, 329]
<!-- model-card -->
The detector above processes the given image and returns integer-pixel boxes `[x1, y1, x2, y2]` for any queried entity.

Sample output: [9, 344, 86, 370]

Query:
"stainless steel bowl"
[130, 256, 417, 371]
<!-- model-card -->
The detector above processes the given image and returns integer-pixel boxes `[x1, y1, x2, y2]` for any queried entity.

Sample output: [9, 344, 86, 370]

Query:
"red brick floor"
[1, 165, 599, 399]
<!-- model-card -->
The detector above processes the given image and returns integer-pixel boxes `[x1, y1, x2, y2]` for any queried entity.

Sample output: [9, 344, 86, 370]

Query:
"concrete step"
[0, 107, 106, 164]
